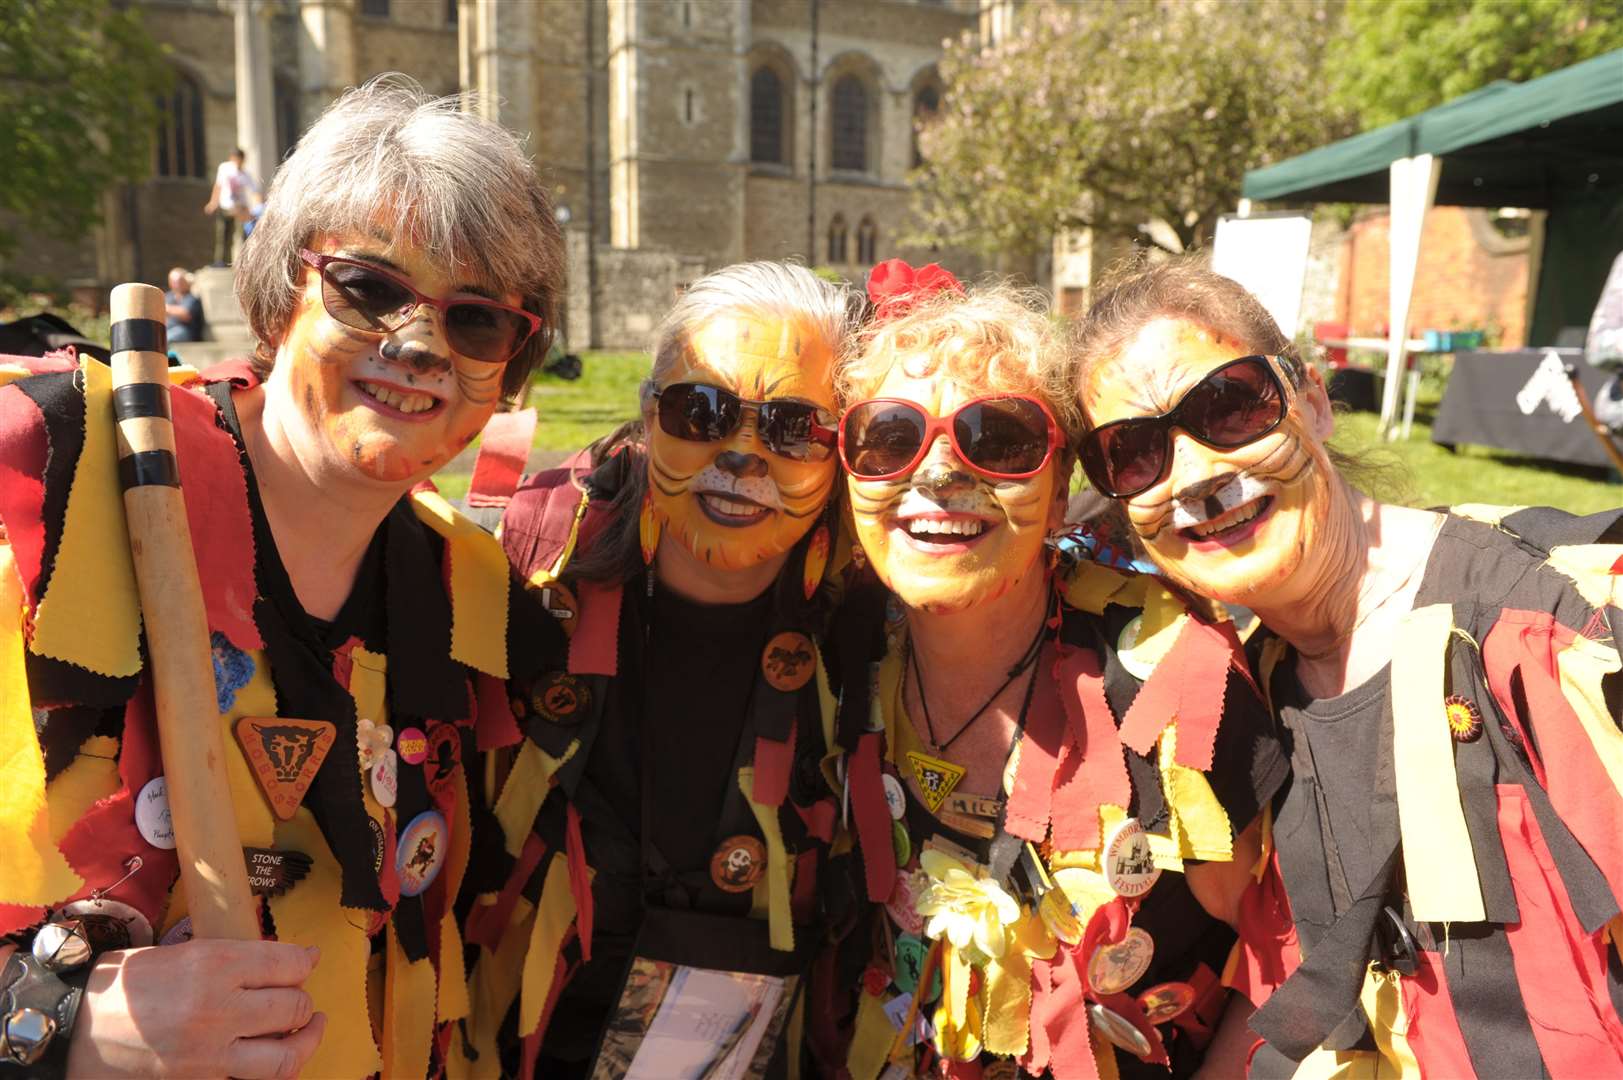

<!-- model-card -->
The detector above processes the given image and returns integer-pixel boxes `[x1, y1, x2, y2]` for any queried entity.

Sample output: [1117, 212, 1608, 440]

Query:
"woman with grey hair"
[485, 261, 863, 1077]
[0, 75, 567, 1078]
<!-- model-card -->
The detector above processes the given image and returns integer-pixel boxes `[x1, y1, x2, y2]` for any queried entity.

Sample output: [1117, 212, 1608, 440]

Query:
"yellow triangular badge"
[906, 750, 966, 814]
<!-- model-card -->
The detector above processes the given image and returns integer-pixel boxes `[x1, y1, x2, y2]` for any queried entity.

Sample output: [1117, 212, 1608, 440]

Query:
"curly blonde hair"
[837, 281, 1083, 440]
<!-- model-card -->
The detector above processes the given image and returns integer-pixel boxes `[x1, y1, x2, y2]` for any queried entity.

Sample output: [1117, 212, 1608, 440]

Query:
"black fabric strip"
[1439, 924, 1549, 1079]
[110, 318, 165, 355]
[118, 450, 179, 489]
[111, 382, 171, 421]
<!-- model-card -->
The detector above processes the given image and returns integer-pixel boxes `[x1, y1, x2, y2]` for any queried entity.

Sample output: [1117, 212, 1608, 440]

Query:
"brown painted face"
[267, 228, 516, 487]
[847, 360, 1067, 615]
[1078, 317, 1336, 606]
[644, 314, 839, 570]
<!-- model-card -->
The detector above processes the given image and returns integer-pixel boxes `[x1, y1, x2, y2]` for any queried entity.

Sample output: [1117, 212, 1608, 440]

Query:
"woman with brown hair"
[1073, 257, 1623, 1077]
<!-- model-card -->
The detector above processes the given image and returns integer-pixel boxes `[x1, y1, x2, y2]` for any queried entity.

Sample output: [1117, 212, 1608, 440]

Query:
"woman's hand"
[65, 939, 325, 1078]
[1186, 815, 1265, 928]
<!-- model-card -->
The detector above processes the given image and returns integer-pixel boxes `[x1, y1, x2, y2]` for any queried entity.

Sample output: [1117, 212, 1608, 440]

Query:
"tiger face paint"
[1078, 317, 1336, 607]
[268, 228, 514, 487]
[847, 362, 1066, 615]
[644, 314, 839, 570]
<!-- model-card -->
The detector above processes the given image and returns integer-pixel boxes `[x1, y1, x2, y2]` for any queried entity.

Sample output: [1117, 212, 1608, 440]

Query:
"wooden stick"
[109, 283, 259, 940]
[1566, 366, 1623, 476]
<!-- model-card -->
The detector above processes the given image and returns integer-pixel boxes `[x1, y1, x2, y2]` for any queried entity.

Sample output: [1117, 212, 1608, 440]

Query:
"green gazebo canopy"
[1243, 50, 1623, 208]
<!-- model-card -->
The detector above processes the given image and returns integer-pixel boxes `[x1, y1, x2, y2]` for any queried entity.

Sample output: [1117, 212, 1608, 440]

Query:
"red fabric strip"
[792, 849, 818, 923]
[850, 732, 896, 902]
[1116, 620, 1186, 756]
[1173, 962, 1222, 1046]
[1096, 990, 1168, 1066]
[172, 384, 262, 650]
[1496, 784, 1623, 1071]
[475, 672, 523, 751]
[1006, 650, 1068, 843]
[0, 384, 48, 603]
[1022, 958, 1056, 1074]
[1051, 645, 1130, 851]
[1484, 612, 1623, 904]
[1399, 950, 1476, 1079]
[466, 832, 547, 951]
[1169, 619, 1232, 771]
[568, 580, 621, 676]
[795, 796, 836, 844]
[1027, 945, 1103, 1080]
[751, 720, 795, 808]
[565, 804, 592, 963]
[465, 407, 536, 508]
[1225, 851, 1300, 1008]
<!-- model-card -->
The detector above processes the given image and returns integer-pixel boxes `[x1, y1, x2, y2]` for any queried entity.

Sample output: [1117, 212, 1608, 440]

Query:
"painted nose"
[913, 434, 974, 494]
[381, 307, 452, 372]
[716, 450, 769, 478]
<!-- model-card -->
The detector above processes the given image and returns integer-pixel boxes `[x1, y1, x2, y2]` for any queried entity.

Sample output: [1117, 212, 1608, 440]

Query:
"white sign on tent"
[1210, 212, 1314, 340]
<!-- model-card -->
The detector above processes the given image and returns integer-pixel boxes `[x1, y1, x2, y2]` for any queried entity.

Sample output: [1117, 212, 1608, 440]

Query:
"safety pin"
[88, 855, 144, 904]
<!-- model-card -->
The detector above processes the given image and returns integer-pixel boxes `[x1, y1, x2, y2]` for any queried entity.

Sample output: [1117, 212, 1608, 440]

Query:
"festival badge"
[135, 777, 177, 850]
[1444, 694, 1484, 743]
[530, 579, 580, 638]
[395, 726, 428, 765]
[1088, 1003, 1152, 1058]
[885, 868, 927, 935]
[395, 810, 448, 897]
[242, 847, 313, 897]
[424, 723, 461, 793]
[532, 671, 591, 726]
[56, 856, 153, 951]
[370, 748, 399, 808]
[762, 631, 816, 692]
[710, 835, 767, 893]
[892, 934, 941, 1001]
[905, 750, 966, 814]
[882, 773, 907, 820]
[1137, 981, 1196, 1025]
[1102, 817, 1160, 898]
[1087, 926, 1155, 995]
[234, 717, 337, 821]
[1116, 615, 1156, 681]
[356, 718, 393, 771]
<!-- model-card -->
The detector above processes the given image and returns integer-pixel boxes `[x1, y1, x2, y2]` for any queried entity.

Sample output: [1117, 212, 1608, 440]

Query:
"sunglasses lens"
[657, 383, 740, 443]
[954, 398, 1052, 476]
[1088, 420, 1169, 496]
[445, 302, 530, 364]
[1181, 359, 1285, 447]
[758, 401, 836, 462]
[320, 262, 415, 331]
[843, 401, 927, 478]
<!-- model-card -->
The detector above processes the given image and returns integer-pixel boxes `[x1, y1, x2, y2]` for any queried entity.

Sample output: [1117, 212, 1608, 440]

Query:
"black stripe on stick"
[118, 450, 180, 489]
[110, 318, 166, 355]
[112, 383, 172, 421]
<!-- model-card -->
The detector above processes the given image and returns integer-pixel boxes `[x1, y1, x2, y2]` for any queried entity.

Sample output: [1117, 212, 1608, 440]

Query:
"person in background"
[163, 267, 205, 344]
[202, 148, 257, 267]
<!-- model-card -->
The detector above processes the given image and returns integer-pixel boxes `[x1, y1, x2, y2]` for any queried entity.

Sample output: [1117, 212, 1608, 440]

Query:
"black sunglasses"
[298, 249, 541, 365]
[1078, 355, 1289, 498]
[651, 382, 837, 462]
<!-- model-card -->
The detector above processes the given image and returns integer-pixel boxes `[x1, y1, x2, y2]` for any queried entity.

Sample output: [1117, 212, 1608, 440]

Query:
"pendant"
[905, 750, 966, 814]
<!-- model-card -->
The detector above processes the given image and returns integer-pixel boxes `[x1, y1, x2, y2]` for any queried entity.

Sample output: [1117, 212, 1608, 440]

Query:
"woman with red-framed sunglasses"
[827, 262, 1286, 1078]
[1073, 257, 1623, 1078]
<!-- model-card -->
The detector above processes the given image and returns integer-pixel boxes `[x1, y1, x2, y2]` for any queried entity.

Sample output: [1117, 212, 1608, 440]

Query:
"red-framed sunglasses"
[839, 395, 1064, 482]
[298, 249, 541, 365]
[1078, 355, 1289, 498]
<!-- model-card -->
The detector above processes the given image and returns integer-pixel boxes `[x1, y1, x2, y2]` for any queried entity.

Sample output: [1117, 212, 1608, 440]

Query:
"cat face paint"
[644, 314, 839, 570]
[847, 361, 1065, 615]
[1079, 317, 1336, 606]
[268, 228, 516, 487]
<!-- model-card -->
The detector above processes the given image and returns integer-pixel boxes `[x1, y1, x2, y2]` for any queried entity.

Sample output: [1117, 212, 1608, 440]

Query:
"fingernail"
[306, 945, 320, 964]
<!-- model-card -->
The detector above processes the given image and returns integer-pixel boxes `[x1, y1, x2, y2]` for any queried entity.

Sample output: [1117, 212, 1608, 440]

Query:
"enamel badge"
[1444, 694, 1484, 742]
[762, 631, 816, 692]
[242, 847, 313, 897]
[234, 717, 336, 821]
[905, 751, 966, 814]
[396, 810, 448, 897]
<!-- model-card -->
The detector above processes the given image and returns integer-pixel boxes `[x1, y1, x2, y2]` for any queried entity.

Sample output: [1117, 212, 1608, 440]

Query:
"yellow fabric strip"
[1060, 560, 1144, 615]
[384, 923, 437, 1080]
[0, 542, 84, 906]
[1392, 604, 1485, 923]
[410, 490, 510, 679]
[30, 358, 141, 676]
[494, 739, 576, 857]
[739, 765, 795, 951]
[223, 651, 279, 845]
[348, 645, 389, 728]
[845, 990, 895, 1080]
[982, 912, 1048, 1056]
[519, 851, 577, 1037]
[1554, 631, 1623, 802]
[1158, 724, 1233, 862]
[1546, 544, 1623, 610]
[1359, 964, 1422, 1077]
[268, 811, 382, 1078]
[458, 896, 536, 1078]
[44, 736, 120, 845]
[1133, 584, 1188, 667]
[816, 648, 837, 755]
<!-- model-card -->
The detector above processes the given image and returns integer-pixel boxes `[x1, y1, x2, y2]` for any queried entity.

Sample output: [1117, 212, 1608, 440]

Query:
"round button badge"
[1087, 926, 1155, 995]
[1102, 817, 1161, 898]
[1116, 615, 1156, 681]
[135, 777, 176, 850]
[882, 773, 907, 820]
[711, 835, 767, 893]
[58, 898, 154, 951]
[1137, 981, 1196, 1025]
[532, 672, 591, 725]
[761, 632, 816, 693]
[395, 810, 448, 897]
[369, 748, 399, 809]
[1089, 1002, 1152, 1058]
[396, 727, 428, 765]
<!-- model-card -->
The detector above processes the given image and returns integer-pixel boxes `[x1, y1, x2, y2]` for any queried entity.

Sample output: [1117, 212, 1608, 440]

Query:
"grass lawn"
[435, 354, 1621, 514]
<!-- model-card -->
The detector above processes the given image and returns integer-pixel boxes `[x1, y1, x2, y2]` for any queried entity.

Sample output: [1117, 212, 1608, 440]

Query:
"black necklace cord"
[907, 602, 1051, 753]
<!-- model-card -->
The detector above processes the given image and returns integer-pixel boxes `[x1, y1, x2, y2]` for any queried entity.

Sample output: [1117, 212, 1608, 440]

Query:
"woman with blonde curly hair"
[830, 261, 1286, 1078]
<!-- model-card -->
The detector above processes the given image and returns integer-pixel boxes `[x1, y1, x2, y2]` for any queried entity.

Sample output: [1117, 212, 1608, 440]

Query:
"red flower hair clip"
[866, 258, 964, 323]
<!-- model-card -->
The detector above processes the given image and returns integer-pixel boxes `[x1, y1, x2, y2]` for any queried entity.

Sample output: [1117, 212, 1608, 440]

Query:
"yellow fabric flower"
[916, 850, 1021, 960]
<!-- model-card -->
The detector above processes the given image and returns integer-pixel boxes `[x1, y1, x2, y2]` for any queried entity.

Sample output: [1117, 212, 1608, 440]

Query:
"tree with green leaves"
[1325, 0, 1623, 127]
[910, 0, 1350, 258]
[0, 0, 171, 254]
